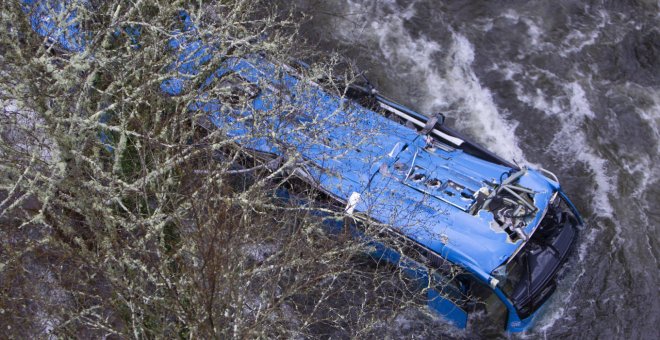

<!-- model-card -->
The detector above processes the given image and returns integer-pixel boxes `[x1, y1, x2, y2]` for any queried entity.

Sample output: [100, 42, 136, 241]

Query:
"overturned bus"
[22, 1, 583, 332]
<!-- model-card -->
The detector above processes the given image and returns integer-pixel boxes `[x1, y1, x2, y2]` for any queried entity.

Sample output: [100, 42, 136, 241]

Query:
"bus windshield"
[494, 197, 578, 318]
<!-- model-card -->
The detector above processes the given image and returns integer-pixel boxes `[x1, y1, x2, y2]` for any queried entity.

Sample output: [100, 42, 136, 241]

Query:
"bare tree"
[0, 1, 470, 338]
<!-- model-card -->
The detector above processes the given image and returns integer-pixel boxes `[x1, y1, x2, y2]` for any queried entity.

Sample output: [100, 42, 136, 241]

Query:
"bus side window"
[427, 272, 469, 329]
[459, 274, 508, 329]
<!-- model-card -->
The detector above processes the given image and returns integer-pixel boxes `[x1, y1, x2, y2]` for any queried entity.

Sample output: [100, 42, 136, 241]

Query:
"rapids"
[291, 0, 660, 338]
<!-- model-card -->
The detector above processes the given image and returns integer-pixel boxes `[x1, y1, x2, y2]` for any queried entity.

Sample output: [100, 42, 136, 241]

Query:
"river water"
[289, 0, 660, 338]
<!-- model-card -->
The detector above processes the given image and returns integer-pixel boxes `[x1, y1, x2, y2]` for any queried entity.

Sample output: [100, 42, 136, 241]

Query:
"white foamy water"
[435, 33, 526, 163]
[636, 86, 660, 143]
[503, 66, 616, 217]
[560, 8, 610, 56]
[500, 10, 553, 55]
[333, 0, 526, 163]
[547, 81, 615, 217]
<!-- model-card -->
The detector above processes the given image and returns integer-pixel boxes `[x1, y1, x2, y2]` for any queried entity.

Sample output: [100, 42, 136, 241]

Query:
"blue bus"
[21, 1, 583, 332]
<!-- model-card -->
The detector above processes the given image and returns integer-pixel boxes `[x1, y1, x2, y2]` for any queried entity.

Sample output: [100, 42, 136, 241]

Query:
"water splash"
[507, 68, 616, 217]
[333, 0, 526, 163]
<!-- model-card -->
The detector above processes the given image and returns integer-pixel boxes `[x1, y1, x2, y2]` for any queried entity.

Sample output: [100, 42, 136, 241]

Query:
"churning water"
[292, 0, 660, 338]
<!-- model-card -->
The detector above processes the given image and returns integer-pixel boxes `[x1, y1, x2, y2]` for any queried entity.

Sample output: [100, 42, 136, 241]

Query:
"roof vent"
[411, 173, 426, 182]
[426, 178, 442, 188]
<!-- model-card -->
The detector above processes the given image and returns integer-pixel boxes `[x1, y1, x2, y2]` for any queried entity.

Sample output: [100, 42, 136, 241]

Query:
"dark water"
[290, 0, 660, 338]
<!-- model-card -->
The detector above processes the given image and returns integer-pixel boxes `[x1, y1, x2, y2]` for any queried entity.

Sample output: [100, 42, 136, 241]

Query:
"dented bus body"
[22, 1, 583, 332]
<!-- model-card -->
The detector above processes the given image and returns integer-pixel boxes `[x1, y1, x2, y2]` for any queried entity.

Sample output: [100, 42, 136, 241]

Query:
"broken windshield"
[493, 196, 578, 318]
